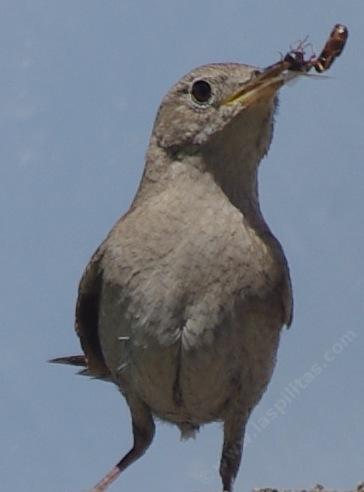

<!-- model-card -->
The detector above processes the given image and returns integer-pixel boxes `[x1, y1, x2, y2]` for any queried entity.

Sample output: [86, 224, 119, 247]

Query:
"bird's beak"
[223, 63, 299, 108]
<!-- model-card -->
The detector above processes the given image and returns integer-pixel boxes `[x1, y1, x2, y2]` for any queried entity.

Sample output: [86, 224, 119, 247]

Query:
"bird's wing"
[49, 245, 111, 378]
[73, 245, 111, 378]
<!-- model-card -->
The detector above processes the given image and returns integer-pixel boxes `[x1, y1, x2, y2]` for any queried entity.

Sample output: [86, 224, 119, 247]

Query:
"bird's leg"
[89, 397, 155, 492]
[219, 415, 247, 492]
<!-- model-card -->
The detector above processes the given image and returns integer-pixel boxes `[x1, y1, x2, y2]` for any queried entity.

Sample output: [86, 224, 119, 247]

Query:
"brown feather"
[75, 246, 111, 378]
[49, 355, 86, 366]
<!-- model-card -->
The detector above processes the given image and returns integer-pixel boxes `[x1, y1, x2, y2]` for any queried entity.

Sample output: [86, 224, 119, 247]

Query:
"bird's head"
[152, 63, 285, 160]
[139, 62, 297, 213]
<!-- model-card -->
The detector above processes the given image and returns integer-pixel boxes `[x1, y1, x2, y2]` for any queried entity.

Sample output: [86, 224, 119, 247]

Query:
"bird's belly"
[129, 340, 233, 424]
[121, 311, 281, 425]
[99, 268, 284, 425]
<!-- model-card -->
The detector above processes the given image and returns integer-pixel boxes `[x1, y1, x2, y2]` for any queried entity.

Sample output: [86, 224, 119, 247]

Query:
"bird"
[52, 62, 296, 492]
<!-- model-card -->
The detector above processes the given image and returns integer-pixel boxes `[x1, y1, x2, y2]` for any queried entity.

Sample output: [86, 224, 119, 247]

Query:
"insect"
[256, 23, 348, 85]
[224, 24, 348, 108]
[284, 23, 349, 74]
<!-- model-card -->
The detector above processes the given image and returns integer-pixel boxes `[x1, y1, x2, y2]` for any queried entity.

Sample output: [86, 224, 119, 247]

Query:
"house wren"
[51, 33, 347, 489]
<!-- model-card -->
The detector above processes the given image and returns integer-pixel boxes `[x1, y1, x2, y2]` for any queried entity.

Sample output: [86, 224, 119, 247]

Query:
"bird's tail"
[49, 355, 86, 367]
[48, 355, 112, 382]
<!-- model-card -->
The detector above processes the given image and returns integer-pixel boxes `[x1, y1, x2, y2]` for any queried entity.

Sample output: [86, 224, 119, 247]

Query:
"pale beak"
[223, 62, 301, 108]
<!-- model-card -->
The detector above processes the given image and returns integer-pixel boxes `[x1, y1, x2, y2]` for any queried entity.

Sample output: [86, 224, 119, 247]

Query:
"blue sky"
[1, 2, 363, 491]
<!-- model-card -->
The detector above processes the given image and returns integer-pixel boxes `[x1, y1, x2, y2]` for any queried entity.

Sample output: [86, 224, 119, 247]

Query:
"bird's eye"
[191, 80, 213, 104]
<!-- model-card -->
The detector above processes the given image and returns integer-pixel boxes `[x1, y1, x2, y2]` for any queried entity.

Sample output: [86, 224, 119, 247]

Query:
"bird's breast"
[99, 201, 287, 424]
